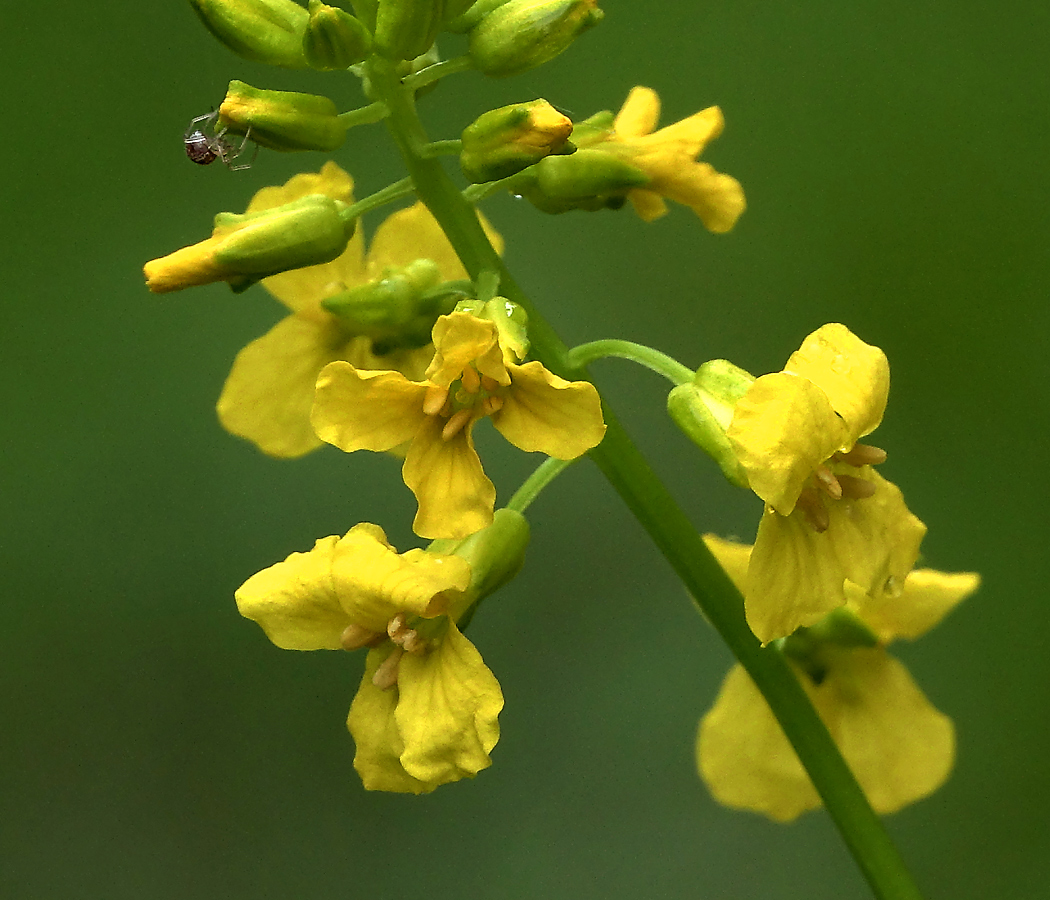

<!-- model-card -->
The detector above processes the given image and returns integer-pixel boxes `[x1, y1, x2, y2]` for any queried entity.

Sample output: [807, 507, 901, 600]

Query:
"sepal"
[303, 0, 373, 69]
[188, 0, 310, 68]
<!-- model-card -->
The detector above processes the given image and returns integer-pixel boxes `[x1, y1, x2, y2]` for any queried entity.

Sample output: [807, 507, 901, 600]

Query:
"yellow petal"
[746, 509, 848, 644]
[427, 312, 505, 388]
[666, 164, 747, 234]
[312, 362, 428, 452]
[217, 314, 350, 458]
[403, 417, 496, 539]
[784, 324, 890, 444]
[852, 569, 979, 643]
[627, 189, 669, 222]
[645, 106, 724, 153]
[698, 663, 821, 822]
[235, 534, 352, 650]
[395, 621, 504, 786]
[245, 160, 355, 214]
[143, 235, 228, 293]
[613, 86, 660, 138]
[813, 649, 955, 814]
[824, 468, 926, 600]
[701, 533, 752, 590]
[492, 362, 607, 458]
[348, 647, 435, 794]
[728, 372, 849, 514]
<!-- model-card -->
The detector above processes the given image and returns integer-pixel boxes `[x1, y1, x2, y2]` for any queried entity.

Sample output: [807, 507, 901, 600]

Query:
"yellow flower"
[602, 86, 746, 231]
[727, 323, 927, 643]
[216, 161, 503, 459]
[697, 534, 980, 821]
[235, 522, 504, 794]
[312, 309, 607, 539]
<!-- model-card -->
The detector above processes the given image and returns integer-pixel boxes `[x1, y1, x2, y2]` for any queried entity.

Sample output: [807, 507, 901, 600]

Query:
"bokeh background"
[2, 1, 1047, 897]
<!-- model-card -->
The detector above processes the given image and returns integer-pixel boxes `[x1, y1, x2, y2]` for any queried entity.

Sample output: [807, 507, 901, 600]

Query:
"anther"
[480, 375, 501, 393]
[386, 613, 408, 640]
[813, 465, 843, 500]
[372, 648, 404, 691]
[442, 408, 474, 440]
[341, 623, 381, 651]
[837, 474, 878, 500]
[481, 395, 504, 416]
[795, 487, 830, 533]
[460, 365, 481, 394]
[834, 443, 887, 467]
[423, 385, 449, 416]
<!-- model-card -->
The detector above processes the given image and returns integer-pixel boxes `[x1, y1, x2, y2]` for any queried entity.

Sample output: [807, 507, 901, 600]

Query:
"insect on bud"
[303, 0, 373, 70]
[460, 99, 574, 183]
[468, 0, 603, 78]
[218, 80, 348, 152]
[188, 0, 310, 68]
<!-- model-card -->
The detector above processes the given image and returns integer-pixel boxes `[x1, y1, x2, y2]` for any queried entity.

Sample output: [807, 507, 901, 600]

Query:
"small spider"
[183, 110, 257, 171]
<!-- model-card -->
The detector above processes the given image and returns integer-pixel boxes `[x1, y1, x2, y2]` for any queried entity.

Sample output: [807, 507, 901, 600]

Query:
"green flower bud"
[218, 80, 347, 152]
[374, 0, 444, 59]
[507, 147, 647, 213]
[445, 0, 511, 34]
[322, 258, 465, 350]
[460, 99, 574, 183]
[188, 0, 310, 68]
[468, 0, 603, 78]
[303, 0, 373, 69]
[666, 360, 756, 489]
[144, 195, 355, 294]
[350, 0, 379, 29]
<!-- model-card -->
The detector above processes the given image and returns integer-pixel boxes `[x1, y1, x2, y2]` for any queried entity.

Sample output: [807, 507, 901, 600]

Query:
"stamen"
[341, 623, 381, 651]
[834, 443, 887, 467]
[423, 384, 449, 416]
[837, 474, 878, 500]
[372, 648, 404, 691]
[795, 488, 830, 532]
[480, 375, 501, 393]
[460, 365, 481, 394]
[814, 465, 843, 500]
[386, 612, 408, 641]
[481, 395, 504, 416]
[400, 630, 425, 654]
[442, 408, 473, 440]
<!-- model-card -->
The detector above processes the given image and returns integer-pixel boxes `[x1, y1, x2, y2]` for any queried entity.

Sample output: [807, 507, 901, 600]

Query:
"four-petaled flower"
[727, 323, 927, 644]
[217, 162, 502, 459]
[311, 309, 607, 539]
[697, 534, 979, 821]
[235, 522, 503, 794]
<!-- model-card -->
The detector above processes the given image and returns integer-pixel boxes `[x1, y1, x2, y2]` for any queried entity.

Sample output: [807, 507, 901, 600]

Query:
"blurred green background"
[2, 1, 1047, 897]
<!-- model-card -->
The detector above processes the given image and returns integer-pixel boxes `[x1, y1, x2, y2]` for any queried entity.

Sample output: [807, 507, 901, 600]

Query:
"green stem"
[568, 339, 695, 385]
[506, 458, 574, 514]
[402, 55, 474, 92]
[422, 139, 463, 158]
[340, 176, 415, 221]
[366, 55, 924, 900]
[337, 101, 389, 128]
[462, 175, 520, 203]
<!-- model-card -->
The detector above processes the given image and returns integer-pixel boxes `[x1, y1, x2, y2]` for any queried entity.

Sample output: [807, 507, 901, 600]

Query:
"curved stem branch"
[568, 339, 695, 385]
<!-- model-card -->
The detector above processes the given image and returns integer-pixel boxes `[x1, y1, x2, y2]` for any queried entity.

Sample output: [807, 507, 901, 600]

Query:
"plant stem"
[365, 55, 925, 900]
[337, 101, 389, 128]
[340, 176, 415, 221]
[506, 458, 574, 514]
[568, 339, 695, 385]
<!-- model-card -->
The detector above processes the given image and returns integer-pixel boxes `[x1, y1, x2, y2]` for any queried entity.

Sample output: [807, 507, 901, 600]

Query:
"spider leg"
[184, 110, 219, 138]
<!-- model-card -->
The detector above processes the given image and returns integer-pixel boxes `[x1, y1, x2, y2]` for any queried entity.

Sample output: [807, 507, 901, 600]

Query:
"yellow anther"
[372, 648, 404, 691]
[837, 474, 878, 500]
[814, 465, 843, 500]
[442, 408, 474, 440]
[341, 622, 380, 650]
[481, 395, 504, 416]
[423, 384, 449, 416]
[795, 488, 830, 533]
[834, 443, 888, 467]
[460, 365, 482, 395]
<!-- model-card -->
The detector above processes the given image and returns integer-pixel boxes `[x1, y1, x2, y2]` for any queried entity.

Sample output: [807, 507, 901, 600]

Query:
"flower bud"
[188, 0, 310, 68]
[468, 0, 603, 78]
[666, 360, 755, 488]
[303, 0, 373, 69]
[445, 0, 511, 33]
[374, 0, 444, 59]
[509, 148, 648, 213]
[460, 100, 574, 183]
[218, 80, 347, 152]
[144, 195, 355, 294]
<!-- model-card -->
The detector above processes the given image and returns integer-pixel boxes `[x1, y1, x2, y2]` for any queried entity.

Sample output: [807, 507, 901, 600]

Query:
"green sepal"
[350, 0, 379, 29]
[304, 0, 373, 69]
[188, 0, 310, 68]
[779, 608, 880, 684]
[467, 0, 603, 78]
[218, 80, 347, 151]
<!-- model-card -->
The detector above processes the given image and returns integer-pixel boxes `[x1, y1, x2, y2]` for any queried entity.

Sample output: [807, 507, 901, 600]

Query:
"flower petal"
[312, 362, 428, 452]
[613, 86, 660, 138]
[627, 189, 669, 222]
[492, 362, 606, 458]
[235, 535, 351, 650]
[701, 533, 752, 589]
[728, 371, 849, 514]
[784, 324, 889, 444]
[395, 621, 504, 786]
[348, 647, 435, 794]
[218, 314, 349, 458]
[427, 313, 505, 388]
[698, 663, 821, 822]
[746, 509, 848, 644]
[403, 418, 496, 539]
[660, 164, 746, 234]
[852, 569, 979, 643]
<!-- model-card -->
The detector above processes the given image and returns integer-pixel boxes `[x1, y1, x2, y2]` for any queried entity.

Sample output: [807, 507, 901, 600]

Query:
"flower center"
[795, 442, 887, 533]
[421, 363, 507, 441]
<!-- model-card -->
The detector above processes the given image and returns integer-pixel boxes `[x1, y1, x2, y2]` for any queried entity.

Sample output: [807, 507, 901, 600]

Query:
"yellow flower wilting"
[727, 323, 927, 644]
[697, 534, 980, 822]
[217, 162, 502, 459]
[312, 308, 606, 539]
[235, 522, 504, 794]
[606, 86, 746, 231]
